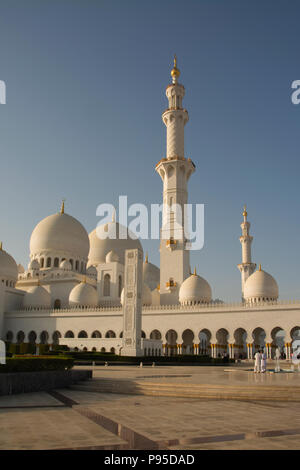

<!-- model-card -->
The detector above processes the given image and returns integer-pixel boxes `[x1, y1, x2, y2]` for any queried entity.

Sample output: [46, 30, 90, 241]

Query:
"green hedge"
[0, 356, 74, 373]
[57, 351, 232, 364]
[5, 343, 52, 355]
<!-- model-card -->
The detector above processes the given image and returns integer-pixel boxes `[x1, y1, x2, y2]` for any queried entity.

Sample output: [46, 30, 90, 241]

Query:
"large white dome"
[0, 245, 18, 283]
[143, 257, 160, 290]
[244, 266, 278, 302]
[69, 282, 98, 307]
[88, 221, 142, 266]
[23, 285, 51, 308]
[30, 211, 89, 260]
[179, 271, 212, 305]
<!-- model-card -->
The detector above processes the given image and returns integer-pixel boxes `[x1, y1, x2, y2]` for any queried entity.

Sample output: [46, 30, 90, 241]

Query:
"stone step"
[71, 379, 300, 401]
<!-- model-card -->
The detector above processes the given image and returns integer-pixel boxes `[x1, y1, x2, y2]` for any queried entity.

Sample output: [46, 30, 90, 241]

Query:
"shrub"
[57, 351, 233, 365]
[0, 356, 74, 373]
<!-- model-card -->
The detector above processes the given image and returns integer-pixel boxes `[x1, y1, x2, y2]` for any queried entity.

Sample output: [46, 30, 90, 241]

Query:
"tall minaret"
[237, 205, 256, 301]
[156, 56, 195, 305]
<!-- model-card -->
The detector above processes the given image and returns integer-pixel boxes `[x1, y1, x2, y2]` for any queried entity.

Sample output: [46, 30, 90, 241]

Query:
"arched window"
[75, 260, 79, 271]
[101, 347, 106, 353]
[40, 258, 44, 268]
[110, 347, 115, 354]
[65, 331, 74, 338]
[17, 331, 25, 344]
[54, 299, 61, 309]
[54, 258, 59, 268]
[52, 331, 61, 345]
[118, 275, 122, 297]
[40, 331, 49, 344]
[103, 274, 111, 297]
[105, 330, 116, 338]
[81, 262, 84, 273]
[78, 330, 88, 338]
[91, 330, 101, 338]
[6, 331, 13, 342]
[69, 259, 73, 269]
[28, 331, 37, 344]
[46, 257, 51, 268]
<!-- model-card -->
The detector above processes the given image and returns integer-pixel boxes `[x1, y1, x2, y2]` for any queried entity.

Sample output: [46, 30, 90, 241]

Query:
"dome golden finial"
[259, 264, 262, 272]
[145, 252, 148, 263]
[60, 199, 65, 214]
[193, 267, 197, 276]
[243, 204, 247, 218]
[171, 54, 180, 82]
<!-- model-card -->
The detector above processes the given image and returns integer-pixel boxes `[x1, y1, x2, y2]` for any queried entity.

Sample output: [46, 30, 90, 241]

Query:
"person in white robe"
[260, 349, 267, 373]
[254, 350, 261, 373]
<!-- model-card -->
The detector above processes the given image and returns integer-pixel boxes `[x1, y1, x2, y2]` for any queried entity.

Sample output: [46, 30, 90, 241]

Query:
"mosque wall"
[3, 303, 300, 351]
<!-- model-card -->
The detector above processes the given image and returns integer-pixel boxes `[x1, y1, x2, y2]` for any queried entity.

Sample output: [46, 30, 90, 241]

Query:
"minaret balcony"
[166, 280, 177, 291]
[166, 239, 177, 250]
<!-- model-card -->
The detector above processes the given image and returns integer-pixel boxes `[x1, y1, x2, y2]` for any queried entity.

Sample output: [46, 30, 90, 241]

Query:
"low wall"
[0, 369, 92, 396]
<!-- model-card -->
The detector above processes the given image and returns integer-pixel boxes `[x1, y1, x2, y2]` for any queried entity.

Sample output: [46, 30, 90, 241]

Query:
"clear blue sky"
[0, 0, 299, 301]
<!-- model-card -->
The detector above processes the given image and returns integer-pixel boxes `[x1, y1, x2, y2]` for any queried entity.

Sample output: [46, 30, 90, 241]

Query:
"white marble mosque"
[0, 58, 299, 359]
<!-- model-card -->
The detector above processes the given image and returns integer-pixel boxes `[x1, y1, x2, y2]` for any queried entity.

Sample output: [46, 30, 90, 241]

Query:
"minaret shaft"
[156, 58, 195, 305]
[237, 207, 256, 301]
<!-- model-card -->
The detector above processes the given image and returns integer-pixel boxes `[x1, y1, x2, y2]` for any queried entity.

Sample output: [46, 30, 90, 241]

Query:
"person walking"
[254, 349, 261, 373]
[260, 348, 267, 373]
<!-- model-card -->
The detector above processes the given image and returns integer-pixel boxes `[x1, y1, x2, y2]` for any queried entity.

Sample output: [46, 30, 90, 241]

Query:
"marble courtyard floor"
[1, 364, 300, 450]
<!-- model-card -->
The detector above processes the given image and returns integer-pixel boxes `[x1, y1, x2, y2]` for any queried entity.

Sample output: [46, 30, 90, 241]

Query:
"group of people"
[254, 349, 267, 373]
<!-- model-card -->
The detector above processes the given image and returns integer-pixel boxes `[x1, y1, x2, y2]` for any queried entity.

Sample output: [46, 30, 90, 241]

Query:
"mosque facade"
[0, 59, 299, 360]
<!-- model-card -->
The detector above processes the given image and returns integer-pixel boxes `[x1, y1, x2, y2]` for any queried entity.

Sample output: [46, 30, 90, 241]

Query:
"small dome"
[69, 282, 98, 307]
[88, 221, 142, 265]
[143, 257, 160, 290]
[0, 246, 18, 282]
[18, 264, 25, 274]
[28, 259, 40, 270]
[86, 265, 97, 278]
[30, 211, 89, 260]
[59, 259, 72, 270]
[244, 266, 278, 302]
[23, 285, 51, 308]
[105, 250, 120, 263]
[142, 282, 152, 306]
[179, 271, 212, 305]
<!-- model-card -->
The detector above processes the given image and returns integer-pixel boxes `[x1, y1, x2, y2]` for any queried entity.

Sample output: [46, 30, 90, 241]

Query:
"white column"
[121, 248, 143, 357]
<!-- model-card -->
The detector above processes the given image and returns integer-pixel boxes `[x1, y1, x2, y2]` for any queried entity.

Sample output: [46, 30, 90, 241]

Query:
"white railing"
[8, 298, 300, 315]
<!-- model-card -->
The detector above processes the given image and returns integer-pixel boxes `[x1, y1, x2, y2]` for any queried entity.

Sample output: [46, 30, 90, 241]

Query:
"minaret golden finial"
[60, 199, 65, 214]
[145, 252, 148, 263]
[171, 54, 180, 82]
[243, 204, 247, 218]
